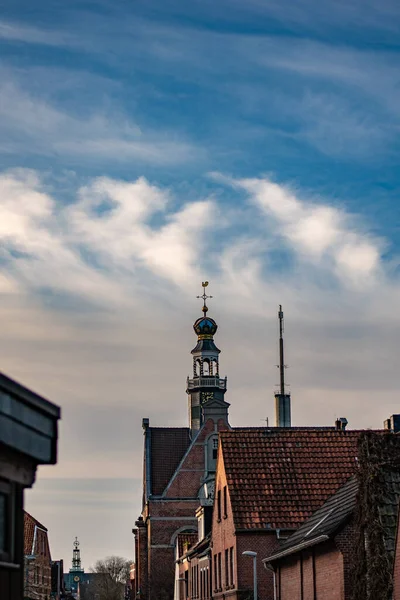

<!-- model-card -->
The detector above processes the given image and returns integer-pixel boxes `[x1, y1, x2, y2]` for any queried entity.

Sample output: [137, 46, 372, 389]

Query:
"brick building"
[175, 507, 213, 600]
[133, 288, 230, 600]
[264, 427, 400, 600]
[23, 511, 52, 600]
[211, 427, 364, 600]
[264, 476, 357, 600]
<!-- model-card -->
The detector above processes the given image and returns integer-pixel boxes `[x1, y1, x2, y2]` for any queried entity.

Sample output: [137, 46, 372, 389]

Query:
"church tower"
[65, 537, 85, 595]
[186, 282, 228, 434]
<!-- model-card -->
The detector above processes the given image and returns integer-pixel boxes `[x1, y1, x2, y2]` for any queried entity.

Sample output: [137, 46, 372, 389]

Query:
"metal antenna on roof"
[278, 305, 285, 395]
[275, 305, 291, 427]
[196, 281, 213, 315]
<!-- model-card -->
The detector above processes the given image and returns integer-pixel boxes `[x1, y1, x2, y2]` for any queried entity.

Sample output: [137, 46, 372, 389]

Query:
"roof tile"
[220, 428, 364, 530]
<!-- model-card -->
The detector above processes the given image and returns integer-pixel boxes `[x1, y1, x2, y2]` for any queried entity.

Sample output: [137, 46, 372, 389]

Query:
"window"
[35, 566, 40, 585]
[195, 359, 201, 377]
[203, 360, 210, 375]
[223, 486, 227, 518]
[225, 549, 229, 588]
[206, 435, 219, 473]
[217, 490, 221, 521]
[213, 554, 217, 591]
[229, 547, 234, 587]
[213, 438, 218, 460]
[218, 553, 222, 591]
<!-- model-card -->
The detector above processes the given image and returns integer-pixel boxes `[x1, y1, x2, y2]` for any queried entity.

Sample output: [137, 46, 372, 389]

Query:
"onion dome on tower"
[186, 282, 228, 434]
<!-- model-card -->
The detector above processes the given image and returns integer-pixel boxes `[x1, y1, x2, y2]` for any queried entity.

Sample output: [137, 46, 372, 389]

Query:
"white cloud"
[234, 176, 382, 285]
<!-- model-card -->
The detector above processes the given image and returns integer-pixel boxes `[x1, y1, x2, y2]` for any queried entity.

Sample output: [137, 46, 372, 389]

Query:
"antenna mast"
[279, 305, 285, 396]
[274, 305, 291, 428]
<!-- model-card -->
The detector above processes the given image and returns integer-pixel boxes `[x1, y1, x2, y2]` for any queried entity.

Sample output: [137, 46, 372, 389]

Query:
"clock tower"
[186, 282, 228, 434]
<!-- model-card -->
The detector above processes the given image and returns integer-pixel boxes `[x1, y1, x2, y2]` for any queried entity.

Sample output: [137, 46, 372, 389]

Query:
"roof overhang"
[263, 534, 330, 566]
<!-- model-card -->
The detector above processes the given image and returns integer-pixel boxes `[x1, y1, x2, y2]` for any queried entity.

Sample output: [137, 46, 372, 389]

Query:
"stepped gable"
[150, 427, 191, 495]
[220, 427, 364, 530]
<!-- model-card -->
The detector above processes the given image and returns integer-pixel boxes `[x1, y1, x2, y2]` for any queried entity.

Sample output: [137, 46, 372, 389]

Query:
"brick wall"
[279, 556, 300, 600]
[314, 542, 344, 600]
[277, 541, 345, 600]
[211, 452, 280, 600]
[23, 527, 52, 600]
[335, 520, 355, 599]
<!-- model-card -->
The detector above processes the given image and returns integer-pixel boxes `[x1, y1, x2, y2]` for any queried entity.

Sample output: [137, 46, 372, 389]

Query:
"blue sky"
[1, 0, 400, 569]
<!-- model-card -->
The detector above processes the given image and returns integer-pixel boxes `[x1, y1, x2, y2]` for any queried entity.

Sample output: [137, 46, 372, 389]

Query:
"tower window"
[213, 438, 218, 460]
[203, 359, 210, 375]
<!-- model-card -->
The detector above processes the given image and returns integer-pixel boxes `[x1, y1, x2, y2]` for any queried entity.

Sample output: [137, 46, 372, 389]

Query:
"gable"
[164, 419, 228, 499]
[148, 427, 191, 496]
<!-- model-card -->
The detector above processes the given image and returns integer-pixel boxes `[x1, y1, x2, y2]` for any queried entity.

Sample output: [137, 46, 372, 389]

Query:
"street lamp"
[242, 551, 257, 600]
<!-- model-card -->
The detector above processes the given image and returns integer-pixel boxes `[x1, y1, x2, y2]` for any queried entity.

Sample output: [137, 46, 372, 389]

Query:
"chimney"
[142, 418, 150, 430]
[384, 415, 400, 433]
[335, 417, 348, 431]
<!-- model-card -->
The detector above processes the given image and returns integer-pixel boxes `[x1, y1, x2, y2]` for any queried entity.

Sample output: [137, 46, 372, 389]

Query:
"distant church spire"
[187, 282, 228, 434]
[71, 537, 82, 571]
[275, 305, 291, 427]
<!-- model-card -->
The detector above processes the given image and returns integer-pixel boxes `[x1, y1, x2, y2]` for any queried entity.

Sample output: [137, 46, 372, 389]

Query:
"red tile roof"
[220, 428, 363, 530]
[24, 511, 49, 556]
[150, 427, 191, 495]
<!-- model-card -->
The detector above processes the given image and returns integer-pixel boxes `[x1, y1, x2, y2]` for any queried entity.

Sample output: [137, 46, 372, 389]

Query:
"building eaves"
[263, 476, 358, 564]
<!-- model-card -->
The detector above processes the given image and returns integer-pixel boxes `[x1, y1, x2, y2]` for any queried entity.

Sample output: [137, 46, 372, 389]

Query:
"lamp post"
[242, 551, 257, 600]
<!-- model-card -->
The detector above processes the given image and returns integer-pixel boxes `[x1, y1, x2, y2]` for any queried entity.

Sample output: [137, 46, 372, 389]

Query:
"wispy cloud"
[0, 78, 201, 166]
[0, 19, 75, 46]
[229, 176, 383, 286]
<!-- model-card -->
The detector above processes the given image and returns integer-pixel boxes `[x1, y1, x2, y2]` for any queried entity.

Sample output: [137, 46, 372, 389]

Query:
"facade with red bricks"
[212, 428, 362, 600]
[133, 299, 230, 600]
[264, 476, 358, 600]
[23, 511, 52, 600]
[265, 430, 400, 600]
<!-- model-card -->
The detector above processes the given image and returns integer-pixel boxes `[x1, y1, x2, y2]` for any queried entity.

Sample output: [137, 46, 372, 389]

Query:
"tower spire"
[196, 281, 213, 315]
[187, 282, 228, 434]
[275, 305, 291, 427]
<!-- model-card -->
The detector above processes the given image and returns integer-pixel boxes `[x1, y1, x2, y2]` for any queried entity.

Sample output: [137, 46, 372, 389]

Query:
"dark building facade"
[0, 371, 60, 600]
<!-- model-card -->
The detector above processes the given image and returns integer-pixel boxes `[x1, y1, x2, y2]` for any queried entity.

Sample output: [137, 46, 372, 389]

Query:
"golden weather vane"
[196, 281, 213, 314]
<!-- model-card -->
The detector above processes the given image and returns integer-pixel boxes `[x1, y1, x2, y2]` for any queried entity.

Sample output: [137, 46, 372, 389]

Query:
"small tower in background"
[66, 537, 85, 595]
[71, 537, 81, 571]
[275, 305, 291, 427]
[186, 282, 228, 434]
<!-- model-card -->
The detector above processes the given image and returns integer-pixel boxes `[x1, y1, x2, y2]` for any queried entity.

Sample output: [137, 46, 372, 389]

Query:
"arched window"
[203, 359, 210, 376]
[211, 359, 218, 376]
[195, 359, 201, 377]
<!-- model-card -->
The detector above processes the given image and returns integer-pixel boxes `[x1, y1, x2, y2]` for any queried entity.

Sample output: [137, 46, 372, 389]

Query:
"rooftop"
[220, 428, 365, 530]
